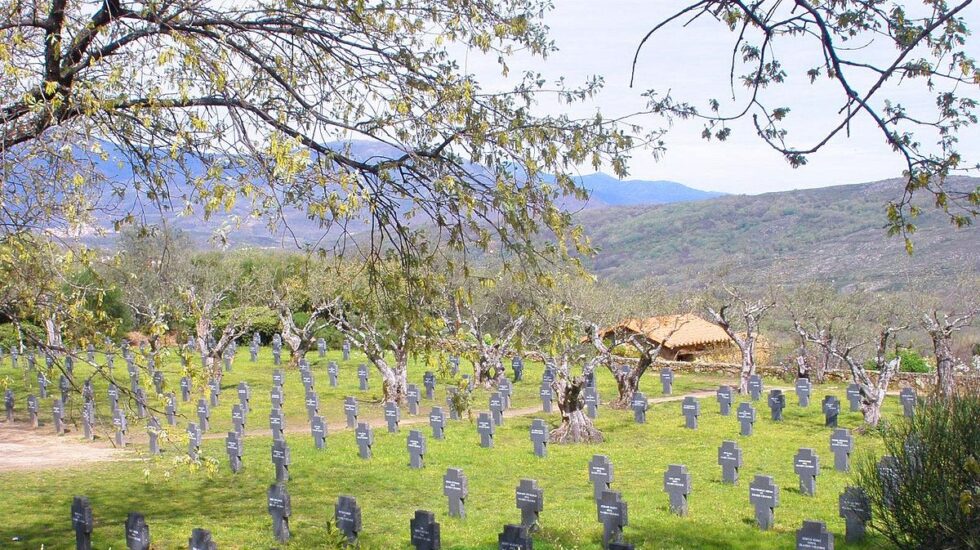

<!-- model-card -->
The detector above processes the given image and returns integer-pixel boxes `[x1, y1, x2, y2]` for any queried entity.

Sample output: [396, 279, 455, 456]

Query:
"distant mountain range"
[576, 172, 724, 207]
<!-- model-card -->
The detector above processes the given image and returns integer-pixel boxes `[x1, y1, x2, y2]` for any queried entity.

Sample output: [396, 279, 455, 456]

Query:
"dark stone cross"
[231, 404, 246, 436]
[71, 495, 94, 550]
[342, 339, 351, 361]
[385, 402, 401, 433]
[37, 372, 48, 399]
[423, 371, 436, 399]
[134, 388, 147, 419]
[358, 364, 369, 391]
[125, 511, 151, 550]
[237, 382, 251, 415]
[796, 520, 834, 550]
[407, 384, 421, 415]
[226, 431, 242, 473]
[830, 428, 854, 472]
[270, 385, 284, 411]
[300, 368, 314, 392]
[27, 394, 38, 428]
[477, 412, 495, 448]
[768, 389, 786, 421]
[272, 439, 291, 481]
[4, 389, 13, 421]
[541, 367, 554, 385]
[589, 454, 614, 501]
[498, 524, 532, 550]
[631, 392, 648, 423]
[793, 448, 820, 496]
[877, 455, 901, 508]
[716, 385, 733, 416]
[208, 378, 220, 407]
[60, 374, 72, 404]
[512, 357, 524, 382]
[748, 375, 764, 401]
[529, 418, 548, 458]
[196, 399, 210, 432]
[443, 467, 468, 518]
[187, 422, 202, 460]
[267, 482, 292, 543]
[539, 383, 553, 413]
[180, 376, 190, 401]
[409, 510, 440, 550]
[846, 383, 862, 412]
[717, 440, 742, 484]
[269, 408, 285, 442]
[822, 396, 840, 428]
[112, 408, 127, 446]
[737, 402, 756, 436]
[608, 543, 636, 550]
[429, 407, 446, 439]
[515, 479, 543, 530]
[839, 486, 871, 543]
[660, 367, 673, 395]
[597, 490, 629, 548]
[584, 386, 599, 419]
[318, 337, 326, 357]
[498, 379, 512, 409]
[165, 393, 176, 426]
[446, 388, 460, 421]
[749, 475, 780, 530]
[407, 429, 426, 469]
[328, 361, 339, 387]
[311, 415, 327, 449]
[663, 464, 692, 516]
[681, 396, 700, 429]
[489, 392, 504, 426]
[87, 344, 95, 362]
[147, 417, 161, 455]
[152, 370, 164, 395]
[82, 401, 94, 440]
[249, 343, 258, 362]
[305, 390, 320, 421]
[899, 388, 917, 418]
[344, 396, 359, 428]
[355, 422, 374, 459]
[272, 368, 284, 389]
[272, 347, 281, 366]
[334, 495, 362, 544]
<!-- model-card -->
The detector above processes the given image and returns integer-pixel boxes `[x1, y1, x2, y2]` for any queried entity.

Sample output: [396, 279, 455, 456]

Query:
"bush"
[865, 348, 931, 373]
[0, 323, 45, 351]
[214, 306, 280, 343]
[855, 391, 980, 549]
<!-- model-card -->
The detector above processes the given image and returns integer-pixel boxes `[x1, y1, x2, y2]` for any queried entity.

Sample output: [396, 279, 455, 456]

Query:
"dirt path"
[0, 423, 128, 472]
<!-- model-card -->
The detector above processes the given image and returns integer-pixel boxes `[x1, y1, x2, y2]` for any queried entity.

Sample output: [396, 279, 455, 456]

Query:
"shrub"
[865, 348, 931, 373]
[855, 391, 980, 549]
[214, 306, 280, 342]
[0, 322, 45, 350]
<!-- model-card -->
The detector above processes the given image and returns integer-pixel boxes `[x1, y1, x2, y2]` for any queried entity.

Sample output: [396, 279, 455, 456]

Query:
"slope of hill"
[578, 176, 980, 291]
[578, 172, 724, 206]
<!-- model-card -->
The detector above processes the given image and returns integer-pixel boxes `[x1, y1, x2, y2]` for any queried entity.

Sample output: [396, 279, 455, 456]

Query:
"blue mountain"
[576, 172, 725, 207]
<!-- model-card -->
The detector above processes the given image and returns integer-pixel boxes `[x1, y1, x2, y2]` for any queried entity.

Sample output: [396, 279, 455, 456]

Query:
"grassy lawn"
[0, 350, 893, 549]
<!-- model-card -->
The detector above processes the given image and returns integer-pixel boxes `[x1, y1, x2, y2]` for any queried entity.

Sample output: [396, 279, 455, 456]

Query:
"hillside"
[578, 176, 980, 291]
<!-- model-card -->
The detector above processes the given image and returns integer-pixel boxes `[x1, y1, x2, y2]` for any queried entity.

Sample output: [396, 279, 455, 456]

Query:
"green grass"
[0, 350, 895, 549]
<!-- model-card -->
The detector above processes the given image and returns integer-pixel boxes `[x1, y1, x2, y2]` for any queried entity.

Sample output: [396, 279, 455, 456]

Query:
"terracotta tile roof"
[600, 314, 733, 349]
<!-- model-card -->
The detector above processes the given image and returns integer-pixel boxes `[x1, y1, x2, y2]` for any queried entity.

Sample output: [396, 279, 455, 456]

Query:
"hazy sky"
[464, 1, 980, 194]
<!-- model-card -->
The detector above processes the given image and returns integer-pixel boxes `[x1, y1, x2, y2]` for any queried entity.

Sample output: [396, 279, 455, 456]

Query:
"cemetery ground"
[0, 350, 893, 548]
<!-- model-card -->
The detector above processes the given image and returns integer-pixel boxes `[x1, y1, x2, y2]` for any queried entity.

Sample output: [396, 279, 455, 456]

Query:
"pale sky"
[462, 0, 980, 194]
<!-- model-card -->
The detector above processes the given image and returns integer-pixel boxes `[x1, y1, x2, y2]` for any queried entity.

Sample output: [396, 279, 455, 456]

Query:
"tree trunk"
[933, 333, 956, 399]
[287, 337, 311, 368]
[376, 350, 408, 405]
[45, 316, 62, 349]
[551, 376, 603, 443]
[738, 346, 754, 394]
[609, 354, 649, 409]
[475, 352, 503, 388]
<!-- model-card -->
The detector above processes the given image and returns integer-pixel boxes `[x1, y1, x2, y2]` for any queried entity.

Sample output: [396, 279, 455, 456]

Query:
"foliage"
[0, 322, 44, 351]
[215, 306, 278, 342]
[865, 348, 931, 374]
[855, 391, 980, 549]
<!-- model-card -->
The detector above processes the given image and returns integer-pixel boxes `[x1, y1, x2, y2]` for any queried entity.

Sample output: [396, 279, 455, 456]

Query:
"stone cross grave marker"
[589, 455, 614, 501]
[300, 368, 314, 392]
[272, 368, 284, 389]
[180, 376, 190, 401]
[489, 392, 504, 426]
[498, 524, 532, 550]
[443, 468, 468, 518]
[822, 396, 840, 428]
[196, 399, 210, 432]
[125, 511, 151, 550]
[654, 367, 671, 396]
[385, 402, 401, 433]
[237, 382, 251, 415]
[899, 388, 916, 418]
[748, 375, 764, 401]
[477, 412, 495, 448]
[134, 388, 147, 419]
[541, 366, 554, 385]
[446, 388, 460, 420]
[794, 448, 820, 496]
[429, 406, 446, 439]
[328, 361, 339, 387]
[796, 520, 834, 550]
[846, 383, 862, 412]
[188, 528, 216, 548]
[358, 364, 369, 391]
[515, 479, 543, 530]
[334, 495, 361, 544]
[187, 422, 202, 460]
[597, 490, 629, 548]
[311, 415, 327, 449]
[270, 385, 284, 411]
[226, 431, 242, 473]
[27, 394, 38, 428]
[342, 338, 351, 361]
[530, 418, 548, 458]
[344, 396, 359, 428]
[839, 486, 871, 542]
[305, 390, 320, 421]
[737, 402, 756, 436]
[82, 379, 93, 404]
[407, 429, 426, 469]
[716, 385, 733, 416]
[249, 342, 258, 362]
[410, 510, 440, 550]
[269, 407, 285, 442]
[498, 379, 512, 409]
[165, 393, 176, 426]
[231, 404, 245, 435]
[830, 428, 854, 472]
[608, 543, 635, 550]
[86, 344, 95, 362]
[148, 417, 161, 455]
[72, 495, 94, 550]
[584, 386, 599, 419]
[82, 401, 94, 440]
[112, 407, 126, 445]
[318, 337, 326, 357]
[355, 422, 374, 459]
[682, 396, 700, 429]
[407, 384, 420, 415]
[4, 389, 13, 421]
[152, 370, 164, 395]
[129, 369, 140, 394]
[512, 356, 524, 382]
[749, 475, 780, 530]
[267, 482, 291, 543]
[462, 374, 474, 391]
[663, 464, 692, 516]
[768, 389, 786, 421]
[539, 382, 553, 413]
[631, 392, 648, 423]
[272, 439, 291, 481]
[877, 455, 900, 508]
[423, 371, 436, 399]
[37, 372, 48, 398]
[718, 440, 743, 484]
[60, 374, 71, 404]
